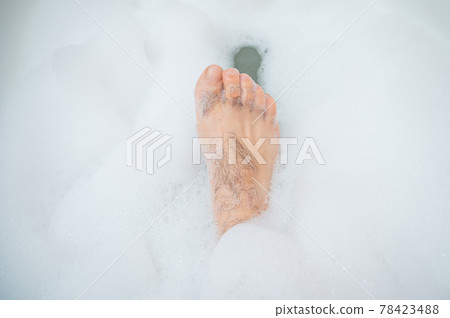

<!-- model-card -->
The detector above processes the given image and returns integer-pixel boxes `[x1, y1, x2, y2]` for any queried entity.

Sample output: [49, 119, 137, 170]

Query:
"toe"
[264, 94, 277, 119]
[254, 84, 266, 111]
[240, 73, 255, 107]
[195, 64, 223, 116]
[195, 64, 223, 95]
[223, 68, 241, 104]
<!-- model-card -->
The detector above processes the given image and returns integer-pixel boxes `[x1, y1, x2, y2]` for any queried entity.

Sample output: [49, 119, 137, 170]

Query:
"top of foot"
[195, 65, 279, 234]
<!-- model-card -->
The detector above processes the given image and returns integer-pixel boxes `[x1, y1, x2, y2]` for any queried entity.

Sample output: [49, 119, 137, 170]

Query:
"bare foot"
[195, 65, 279, 235]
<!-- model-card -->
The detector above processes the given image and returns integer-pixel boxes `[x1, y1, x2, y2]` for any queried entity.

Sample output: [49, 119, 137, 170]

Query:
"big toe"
[195, 65, 223, 116]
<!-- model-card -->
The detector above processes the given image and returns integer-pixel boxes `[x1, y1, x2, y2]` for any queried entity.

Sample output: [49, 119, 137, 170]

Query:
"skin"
[195, 65, 279, 235]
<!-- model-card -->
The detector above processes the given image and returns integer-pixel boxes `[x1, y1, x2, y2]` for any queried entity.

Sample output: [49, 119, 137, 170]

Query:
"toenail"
[241, 74, 251, 81]
[225, 68, 239, 76]
[206, 66, 222, 80]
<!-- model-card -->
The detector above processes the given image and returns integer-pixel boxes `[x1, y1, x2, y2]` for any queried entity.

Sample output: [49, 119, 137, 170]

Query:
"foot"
[195, 65, 279, 235]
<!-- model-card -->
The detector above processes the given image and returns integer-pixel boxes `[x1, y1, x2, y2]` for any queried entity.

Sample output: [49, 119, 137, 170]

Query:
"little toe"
[264, 93, 277, 120]
[254, 84, 266, 111]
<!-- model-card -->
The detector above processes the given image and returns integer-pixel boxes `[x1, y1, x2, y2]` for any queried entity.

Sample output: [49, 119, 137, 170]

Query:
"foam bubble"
[1, 0, 449, 299]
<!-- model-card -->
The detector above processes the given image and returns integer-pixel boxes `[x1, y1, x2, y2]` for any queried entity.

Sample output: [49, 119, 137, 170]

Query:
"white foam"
[1, 0, 449, 299]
